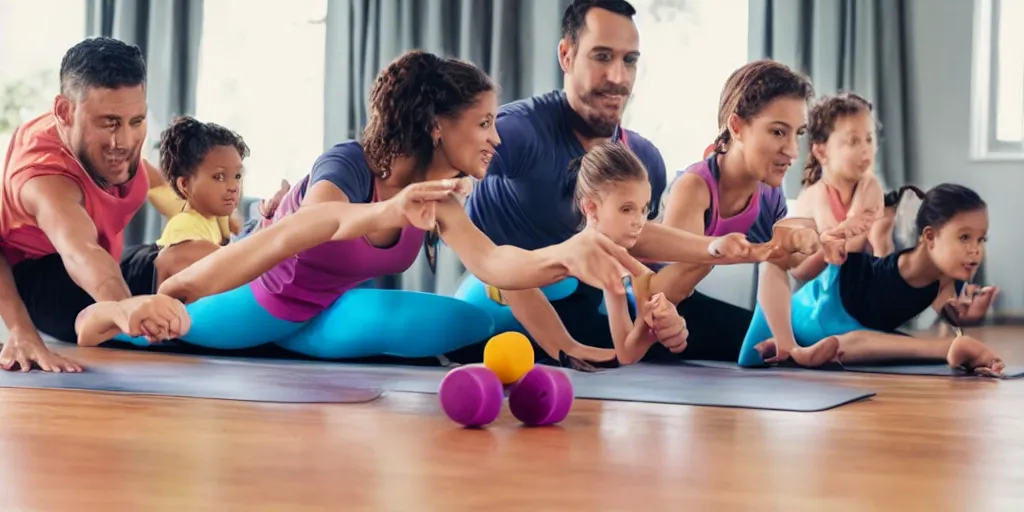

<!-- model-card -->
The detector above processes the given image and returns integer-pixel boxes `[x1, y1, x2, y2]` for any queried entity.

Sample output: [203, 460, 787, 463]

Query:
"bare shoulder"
[667, 171, 711, 209]
[19, 174, 85, 214]
[856, 173, 885, 205]
[792, 182, 825, 216]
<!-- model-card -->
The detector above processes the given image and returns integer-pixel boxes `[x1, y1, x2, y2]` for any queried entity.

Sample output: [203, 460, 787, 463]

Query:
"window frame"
[969, 0, 1024, 162]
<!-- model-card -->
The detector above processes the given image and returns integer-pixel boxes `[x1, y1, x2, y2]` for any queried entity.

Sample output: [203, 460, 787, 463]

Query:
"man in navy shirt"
[463, 0, 759, 362]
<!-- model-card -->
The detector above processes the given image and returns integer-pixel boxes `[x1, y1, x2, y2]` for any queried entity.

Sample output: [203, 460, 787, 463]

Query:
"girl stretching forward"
[563, 142, 828, 366]
[738, 183, 1004, 376]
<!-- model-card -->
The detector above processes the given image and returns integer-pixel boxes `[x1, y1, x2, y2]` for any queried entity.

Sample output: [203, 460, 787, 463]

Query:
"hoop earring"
[379, 168, 391, 180]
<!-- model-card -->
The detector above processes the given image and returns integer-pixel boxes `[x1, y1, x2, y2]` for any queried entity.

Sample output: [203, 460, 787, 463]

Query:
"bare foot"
[753, 336, 840, 367]
[947, 336, 1005, 377]
[792, 336, 841, 367]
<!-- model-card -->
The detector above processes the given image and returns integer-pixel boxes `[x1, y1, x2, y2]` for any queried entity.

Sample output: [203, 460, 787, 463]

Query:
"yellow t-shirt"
[156, 210, 224, 248]
[148, 185, 232, 241]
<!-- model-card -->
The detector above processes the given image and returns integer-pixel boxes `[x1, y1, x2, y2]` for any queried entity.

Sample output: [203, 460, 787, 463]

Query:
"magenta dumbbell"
[507, 366, 575, 426]
[438, 365, 504, 427]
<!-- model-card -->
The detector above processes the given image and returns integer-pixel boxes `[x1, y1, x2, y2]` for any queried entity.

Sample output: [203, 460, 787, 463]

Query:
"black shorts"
[11, 244, 161, 343]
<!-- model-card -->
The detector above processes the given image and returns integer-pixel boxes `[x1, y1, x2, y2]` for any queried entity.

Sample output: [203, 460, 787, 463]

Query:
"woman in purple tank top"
[644, 60, 871, 365]
[77, 50, 651, 359]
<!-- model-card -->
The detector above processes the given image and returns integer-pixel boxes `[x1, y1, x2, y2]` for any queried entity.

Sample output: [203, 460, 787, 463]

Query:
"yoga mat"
[0, 359, 384, 403]
[682, 360, 1024, 379]
[288, 360, 875, 412]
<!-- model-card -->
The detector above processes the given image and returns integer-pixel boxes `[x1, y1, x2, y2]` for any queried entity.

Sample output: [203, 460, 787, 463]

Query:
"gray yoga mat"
[682, 360, 1024, 379]
[0, 358, 384, 403]
[294, 360, 875, 412]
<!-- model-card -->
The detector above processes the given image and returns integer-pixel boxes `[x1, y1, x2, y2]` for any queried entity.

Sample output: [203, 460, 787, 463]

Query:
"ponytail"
[801, 156, 823, 187]
[884, 185, 925, 208]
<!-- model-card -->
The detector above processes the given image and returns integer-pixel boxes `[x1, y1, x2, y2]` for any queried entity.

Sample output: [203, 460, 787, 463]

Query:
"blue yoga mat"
[683, 360, 1024, 379]
[0, 358, 384, 403]
[288, 360, 875, 412]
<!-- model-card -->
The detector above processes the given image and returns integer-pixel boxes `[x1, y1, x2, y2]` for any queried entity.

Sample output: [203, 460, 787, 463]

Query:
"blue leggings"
[114, 283, 307, 350]
[115, 282, 495, 359]
[737, 263, 872, 367]
[453, 273, 637, 343]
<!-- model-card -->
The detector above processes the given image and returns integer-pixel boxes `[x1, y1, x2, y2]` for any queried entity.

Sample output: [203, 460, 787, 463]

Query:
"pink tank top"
[250, 174, 425, 322]
[824, 183, 848, 222]
[685, 158, 762, 237]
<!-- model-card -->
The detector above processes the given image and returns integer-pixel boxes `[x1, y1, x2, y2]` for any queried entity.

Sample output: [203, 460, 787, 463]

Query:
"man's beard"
[566, 85, 631, 139]
[77, 148, 139, 190]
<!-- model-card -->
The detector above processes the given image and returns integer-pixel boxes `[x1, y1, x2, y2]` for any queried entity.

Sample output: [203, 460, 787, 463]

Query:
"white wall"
[907, 0, 1024, 313]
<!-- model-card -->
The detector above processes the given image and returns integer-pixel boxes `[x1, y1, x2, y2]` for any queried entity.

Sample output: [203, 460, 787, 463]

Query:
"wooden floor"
[1, 328, 1023, 511]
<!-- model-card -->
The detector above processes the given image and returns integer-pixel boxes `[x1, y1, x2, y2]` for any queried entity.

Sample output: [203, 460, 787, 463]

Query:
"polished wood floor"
[1, 327, 1023, 511]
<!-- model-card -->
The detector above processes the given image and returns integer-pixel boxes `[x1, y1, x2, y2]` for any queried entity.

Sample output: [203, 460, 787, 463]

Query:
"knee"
[154, 241, 219, 285]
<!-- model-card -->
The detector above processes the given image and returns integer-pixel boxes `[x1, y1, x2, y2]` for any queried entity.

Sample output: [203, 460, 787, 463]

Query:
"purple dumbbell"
[438, 365, 504, 427]
[508, 366, 575, 426]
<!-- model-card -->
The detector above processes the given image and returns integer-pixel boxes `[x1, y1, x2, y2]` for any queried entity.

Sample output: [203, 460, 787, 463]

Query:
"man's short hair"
[59, 36, 147, 98]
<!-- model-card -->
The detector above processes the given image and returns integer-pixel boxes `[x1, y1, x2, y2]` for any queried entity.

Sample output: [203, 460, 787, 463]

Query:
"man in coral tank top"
[0, 37, 189, 360]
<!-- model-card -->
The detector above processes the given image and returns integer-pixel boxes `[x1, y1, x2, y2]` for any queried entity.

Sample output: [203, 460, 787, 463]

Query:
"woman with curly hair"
[75, 49, 649, 359]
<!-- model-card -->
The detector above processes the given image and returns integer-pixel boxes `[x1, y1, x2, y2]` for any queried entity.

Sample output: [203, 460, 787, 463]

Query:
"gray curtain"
[86, 0, 204, 246]
[748, 0, 912, 197]
[324, 0, 570, 295]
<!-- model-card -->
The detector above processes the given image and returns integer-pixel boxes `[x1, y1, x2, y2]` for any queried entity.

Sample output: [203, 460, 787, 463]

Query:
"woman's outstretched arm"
[158, 181, 457, 302]
[435, 198, 650, 294]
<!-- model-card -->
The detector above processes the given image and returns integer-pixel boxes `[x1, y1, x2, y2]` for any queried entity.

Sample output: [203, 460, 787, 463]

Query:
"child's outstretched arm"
[502, 289, 616, 362]
[604, 286, 657, 365]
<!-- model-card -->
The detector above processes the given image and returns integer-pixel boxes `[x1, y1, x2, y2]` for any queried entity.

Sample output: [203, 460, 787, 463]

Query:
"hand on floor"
[1, 329, 82, 373]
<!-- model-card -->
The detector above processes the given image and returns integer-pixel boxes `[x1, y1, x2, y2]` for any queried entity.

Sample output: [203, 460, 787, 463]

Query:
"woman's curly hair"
[361, 50, 496, 177]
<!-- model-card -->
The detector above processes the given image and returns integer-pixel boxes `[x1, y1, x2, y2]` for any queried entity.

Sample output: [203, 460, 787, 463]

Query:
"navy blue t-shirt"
[304, 141, 374, 204]
[465, 90, 667, 250]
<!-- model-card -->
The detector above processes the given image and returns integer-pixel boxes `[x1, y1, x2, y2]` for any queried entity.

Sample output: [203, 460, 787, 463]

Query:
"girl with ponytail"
[739, 183, 1004, 377]
[789, 92, 891, 284]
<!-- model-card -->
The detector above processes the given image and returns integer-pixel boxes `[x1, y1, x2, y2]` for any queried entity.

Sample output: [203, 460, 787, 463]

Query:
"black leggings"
[11, 247, 160, 343]
[445, 285, 753, 364]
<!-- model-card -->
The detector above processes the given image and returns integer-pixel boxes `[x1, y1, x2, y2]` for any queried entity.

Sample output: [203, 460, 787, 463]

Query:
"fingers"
[0, 352, 13, 371]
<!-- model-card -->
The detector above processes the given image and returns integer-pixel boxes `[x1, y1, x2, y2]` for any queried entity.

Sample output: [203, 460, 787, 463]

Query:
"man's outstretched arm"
[21, 175, 132, 302]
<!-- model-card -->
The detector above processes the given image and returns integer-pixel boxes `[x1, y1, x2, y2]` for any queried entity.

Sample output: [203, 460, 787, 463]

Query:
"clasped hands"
[707, 209, 880, 265]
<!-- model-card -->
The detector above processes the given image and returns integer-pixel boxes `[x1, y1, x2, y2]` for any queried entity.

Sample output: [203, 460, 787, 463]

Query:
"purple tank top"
[250, 175, 425, 322]
[684, 157, 762, 236]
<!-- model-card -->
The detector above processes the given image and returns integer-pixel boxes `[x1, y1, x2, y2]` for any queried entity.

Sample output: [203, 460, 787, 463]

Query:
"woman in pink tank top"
[650, 60, 870, 366]
[78, 50, 649, 359]
[789, 93, 890, 284]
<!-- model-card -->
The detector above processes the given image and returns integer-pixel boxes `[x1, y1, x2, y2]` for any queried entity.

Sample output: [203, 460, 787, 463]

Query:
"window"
[970, 0, 1024, 160]
[194, 1, 327, 199]
[0, 1, 86, 153]
[622, 0, 749, 177]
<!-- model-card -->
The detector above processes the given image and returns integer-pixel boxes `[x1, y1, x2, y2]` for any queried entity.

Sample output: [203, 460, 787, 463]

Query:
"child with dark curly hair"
[155, 116, 249, 250]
